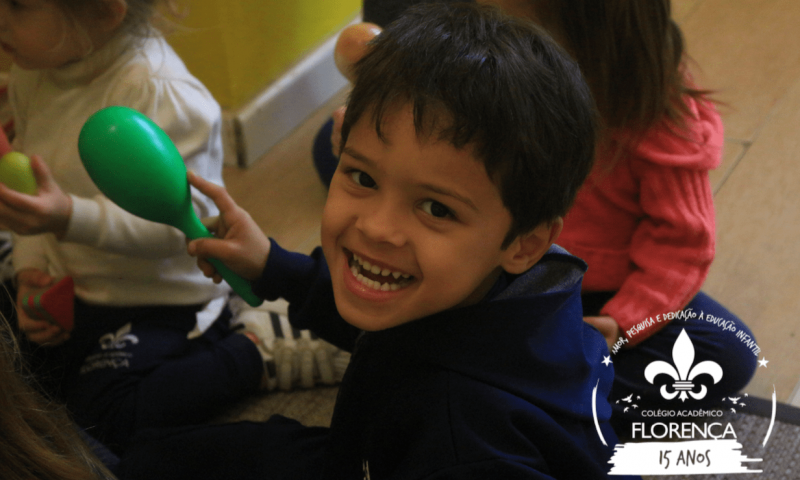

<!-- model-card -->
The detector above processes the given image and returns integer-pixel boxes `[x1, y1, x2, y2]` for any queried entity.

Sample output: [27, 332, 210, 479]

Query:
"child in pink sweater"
[491, 0, 758, 432]
[560, 96, 723, 347]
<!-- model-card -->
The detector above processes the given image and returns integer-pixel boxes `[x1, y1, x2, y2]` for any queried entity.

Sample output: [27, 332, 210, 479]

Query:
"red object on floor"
[23, 276, 75, 332]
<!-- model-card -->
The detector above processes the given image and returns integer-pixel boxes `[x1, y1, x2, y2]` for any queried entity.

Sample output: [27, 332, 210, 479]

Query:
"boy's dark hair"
[363, 0, 466, 28]
[340, 2, 597, 247]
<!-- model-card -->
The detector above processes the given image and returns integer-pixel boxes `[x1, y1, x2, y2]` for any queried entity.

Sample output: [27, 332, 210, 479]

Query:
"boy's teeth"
[349, 253, 413, 292]
[354, 273, 406, 292]
[350, 253, 411, 283]
[357, 274, 382, 291]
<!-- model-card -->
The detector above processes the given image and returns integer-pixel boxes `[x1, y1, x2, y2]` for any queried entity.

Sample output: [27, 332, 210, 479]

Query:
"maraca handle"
[207, 257, 262, 307]
[181, 215, 262, 307]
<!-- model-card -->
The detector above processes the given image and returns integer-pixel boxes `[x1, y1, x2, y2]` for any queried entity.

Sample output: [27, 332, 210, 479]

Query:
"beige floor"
[224, 1, 800, 403]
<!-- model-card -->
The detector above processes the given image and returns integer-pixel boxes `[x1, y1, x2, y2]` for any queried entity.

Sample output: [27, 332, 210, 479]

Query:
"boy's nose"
[355, 201, 407, 247]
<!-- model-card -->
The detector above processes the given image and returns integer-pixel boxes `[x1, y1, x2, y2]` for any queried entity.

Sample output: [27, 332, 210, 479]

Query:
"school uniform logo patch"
[79, 323, 138, 374]
[99, 322, 139, 350]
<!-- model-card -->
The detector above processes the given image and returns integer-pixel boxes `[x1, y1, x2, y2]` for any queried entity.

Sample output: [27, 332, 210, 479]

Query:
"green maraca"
[78, 106, 261, 307]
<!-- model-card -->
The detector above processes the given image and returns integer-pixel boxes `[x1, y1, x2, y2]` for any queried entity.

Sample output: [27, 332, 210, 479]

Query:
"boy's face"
[321, 104, 515, 331]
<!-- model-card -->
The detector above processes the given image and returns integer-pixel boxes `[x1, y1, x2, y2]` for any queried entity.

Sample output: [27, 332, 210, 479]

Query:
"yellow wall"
[0, 2, 358, 109]
[167, 0, 361, 109]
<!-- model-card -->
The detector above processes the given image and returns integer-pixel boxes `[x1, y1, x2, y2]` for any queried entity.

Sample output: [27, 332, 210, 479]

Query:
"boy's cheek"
[320, 188, 354, 255]
[320, 205, 339, 261]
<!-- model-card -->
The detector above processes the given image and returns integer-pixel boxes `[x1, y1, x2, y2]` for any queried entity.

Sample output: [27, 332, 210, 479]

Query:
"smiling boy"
[323, 103, 548, 331]
[133, 3, 625, 479]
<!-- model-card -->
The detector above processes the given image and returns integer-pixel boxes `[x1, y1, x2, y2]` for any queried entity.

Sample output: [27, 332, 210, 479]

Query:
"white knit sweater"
[9, 32, 230, 312]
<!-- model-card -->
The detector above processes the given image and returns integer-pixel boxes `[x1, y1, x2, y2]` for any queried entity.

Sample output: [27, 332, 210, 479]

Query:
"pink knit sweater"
[558, 96, 723, 346]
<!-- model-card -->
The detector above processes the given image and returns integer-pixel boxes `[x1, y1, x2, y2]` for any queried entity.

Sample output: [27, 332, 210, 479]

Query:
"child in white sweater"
[0, 0, 267, 454]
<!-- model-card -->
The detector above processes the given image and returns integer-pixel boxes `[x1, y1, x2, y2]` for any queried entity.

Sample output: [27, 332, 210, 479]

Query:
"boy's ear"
[500, 217, 563, 275]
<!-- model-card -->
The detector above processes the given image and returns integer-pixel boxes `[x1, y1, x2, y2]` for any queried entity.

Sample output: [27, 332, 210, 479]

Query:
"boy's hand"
[186, 172, 271, 282]
[16, 268, 69, 346]
[0, 155, 72, 239]
[584, 315, 623, 351]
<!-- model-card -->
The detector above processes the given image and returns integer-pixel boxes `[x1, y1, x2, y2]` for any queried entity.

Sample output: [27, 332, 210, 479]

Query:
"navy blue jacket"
[117, 242, 629, 480]
[253, 241, 622, 479]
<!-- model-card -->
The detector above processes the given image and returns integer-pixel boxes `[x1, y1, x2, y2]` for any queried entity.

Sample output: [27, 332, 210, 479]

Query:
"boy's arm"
[255, 240, 361, 351]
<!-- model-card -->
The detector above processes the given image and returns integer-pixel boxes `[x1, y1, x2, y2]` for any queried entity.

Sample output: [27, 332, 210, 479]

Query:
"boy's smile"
[346, 250, 415, 293]
[321, 104, 519, 331]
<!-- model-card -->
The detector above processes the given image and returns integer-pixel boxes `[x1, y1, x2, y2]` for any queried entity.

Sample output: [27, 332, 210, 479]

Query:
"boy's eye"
[421, 200, 453, 219]
[350, 170, 376, 188]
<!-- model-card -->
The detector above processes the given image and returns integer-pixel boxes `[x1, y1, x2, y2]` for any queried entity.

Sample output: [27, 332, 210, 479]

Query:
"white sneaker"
[229, 296, 350, 391]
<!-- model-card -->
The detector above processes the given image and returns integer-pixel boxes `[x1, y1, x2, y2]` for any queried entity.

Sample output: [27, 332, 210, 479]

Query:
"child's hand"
[186, 172, 271, 282]
[0, 155, 72, 238]
[16, 268, 69, 346]
[584, 315, 623, 351]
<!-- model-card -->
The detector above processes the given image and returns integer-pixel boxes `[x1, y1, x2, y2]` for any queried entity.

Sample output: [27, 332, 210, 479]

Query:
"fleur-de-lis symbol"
[99, 323, 139, 350]
[644, 329, 722, 402]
